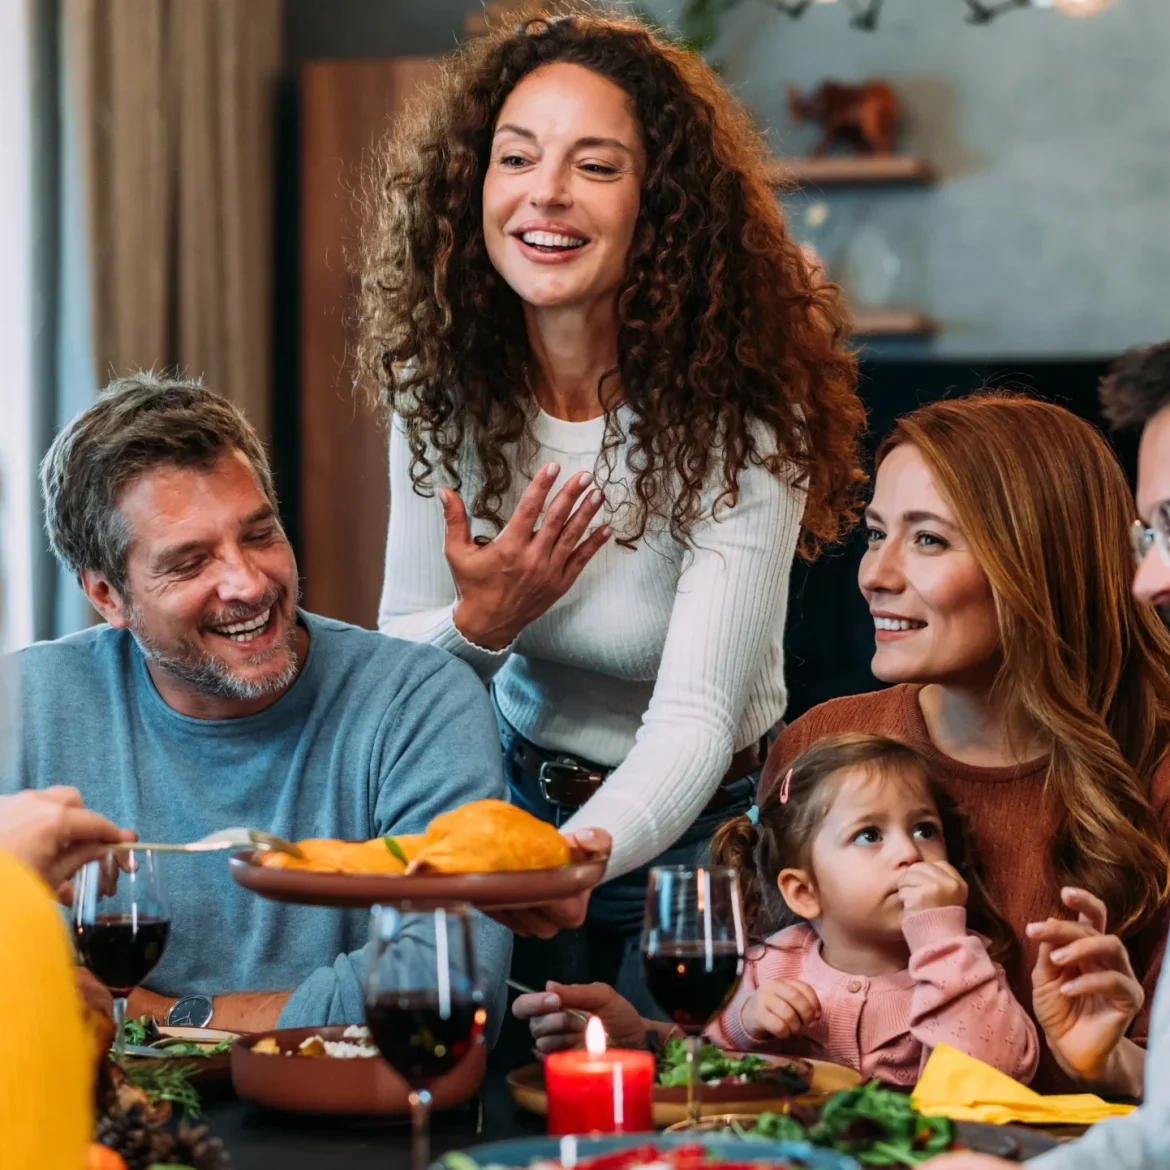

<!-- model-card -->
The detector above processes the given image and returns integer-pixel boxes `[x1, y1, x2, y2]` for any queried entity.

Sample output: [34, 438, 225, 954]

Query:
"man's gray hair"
[40, 372, 278, 592]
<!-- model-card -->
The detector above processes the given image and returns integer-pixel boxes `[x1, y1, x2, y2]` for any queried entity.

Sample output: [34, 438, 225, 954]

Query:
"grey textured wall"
[645, 0, 1170, 359]
[288, 0, 1170, 358]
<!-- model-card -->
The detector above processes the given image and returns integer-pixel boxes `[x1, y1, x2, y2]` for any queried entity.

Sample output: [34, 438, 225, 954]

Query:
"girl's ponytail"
[710, 810, 763, 934]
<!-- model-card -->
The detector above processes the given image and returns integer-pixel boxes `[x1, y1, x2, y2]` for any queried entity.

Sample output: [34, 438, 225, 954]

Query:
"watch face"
[168, 995, 213, 1028]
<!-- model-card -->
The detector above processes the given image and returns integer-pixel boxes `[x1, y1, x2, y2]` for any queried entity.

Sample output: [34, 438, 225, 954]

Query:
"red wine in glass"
[73, 849, 169, 1061]
[641, 866, 746, 1124]
[75, 914, 170, 997]
[365, 904, 482, 1170]
[366, 989, 485, 1086]
[642, 940, 743, 1031]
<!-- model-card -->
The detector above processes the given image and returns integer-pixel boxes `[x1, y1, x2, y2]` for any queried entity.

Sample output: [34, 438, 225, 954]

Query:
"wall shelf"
[851, 308, 935, 337]
[768, 155, 935, 188]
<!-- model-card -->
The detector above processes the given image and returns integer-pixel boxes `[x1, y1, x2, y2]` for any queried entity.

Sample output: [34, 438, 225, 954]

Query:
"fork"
[506, 978, 591, 1028]
[110, 827, 304, 858]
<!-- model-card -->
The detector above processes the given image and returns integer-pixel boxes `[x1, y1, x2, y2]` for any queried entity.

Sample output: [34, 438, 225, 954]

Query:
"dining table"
[198, 1067, 1087, 1170]
[201, 1069, 545, 1170]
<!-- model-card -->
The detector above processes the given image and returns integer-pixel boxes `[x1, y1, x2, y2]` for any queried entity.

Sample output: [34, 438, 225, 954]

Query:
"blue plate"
[437, 1132, 859, 1170]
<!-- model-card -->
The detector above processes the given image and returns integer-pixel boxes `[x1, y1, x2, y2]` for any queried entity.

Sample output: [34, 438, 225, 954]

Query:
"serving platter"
[229, 850, 608, 910]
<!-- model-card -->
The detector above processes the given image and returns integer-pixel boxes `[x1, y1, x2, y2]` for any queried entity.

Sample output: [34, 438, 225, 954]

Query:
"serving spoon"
[110, 827, 304, 858]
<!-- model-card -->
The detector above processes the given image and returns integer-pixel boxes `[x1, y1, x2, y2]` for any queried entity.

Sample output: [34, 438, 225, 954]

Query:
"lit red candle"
[545, 1017, 655, 1135]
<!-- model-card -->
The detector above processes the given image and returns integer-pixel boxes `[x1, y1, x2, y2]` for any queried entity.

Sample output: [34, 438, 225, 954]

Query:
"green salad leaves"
[751, 1082, 954, 1166]
[657, 1038, 772, 1086]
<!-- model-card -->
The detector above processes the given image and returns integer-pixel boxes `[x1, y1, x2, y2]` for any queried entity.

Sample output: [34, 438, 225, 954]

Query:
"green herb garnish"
[153, 1037, 232, 1058]
[124, 1017, 150, 1046]
[121, 1016, 230, 1059]
[121, 1059, 204, 1118]
[384, 836, 409, 865]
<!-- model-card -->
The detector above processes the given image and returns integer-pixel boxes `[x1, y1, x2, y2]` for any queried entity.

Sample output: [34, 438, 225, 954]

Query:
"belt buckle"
[538, 758, 601, 809]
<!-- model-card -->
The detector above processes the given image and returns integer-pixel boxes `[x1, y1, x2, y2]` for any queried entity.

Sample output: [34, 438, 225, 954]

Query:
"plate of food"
[666, 1081, 1059, 1165]
[436, 1133, 859, 1170]
[231, 1024, 486, 1116]
[122, 1020, 238, 1077]
[508, 1040, 861, 1127]
[229, 800, 608, 910]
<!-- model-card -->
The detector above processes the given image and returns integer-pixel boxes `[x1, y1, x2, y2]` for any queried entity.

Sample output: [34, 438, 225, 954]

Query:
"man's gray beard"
[130, 612, 301, 701]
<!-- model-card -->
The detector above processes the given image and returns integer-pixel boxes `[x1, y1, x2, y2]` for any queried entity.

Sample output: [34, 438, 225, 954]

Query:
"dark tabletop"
[202, 1072, 546, 1170]
[200, 1072, 1074, 1169]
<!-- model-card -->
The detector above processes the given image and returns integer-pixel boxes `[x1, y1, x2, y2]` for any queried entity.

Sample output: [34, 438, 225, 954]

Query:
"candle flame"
[585, 1015, 606, 1056]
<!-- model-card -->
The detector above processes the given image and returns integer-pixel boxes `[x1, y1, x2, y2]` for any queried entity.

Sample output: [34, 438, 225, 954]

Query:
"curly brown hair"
[357, 8, 865, 555]
[1099, 340, 1170, 431]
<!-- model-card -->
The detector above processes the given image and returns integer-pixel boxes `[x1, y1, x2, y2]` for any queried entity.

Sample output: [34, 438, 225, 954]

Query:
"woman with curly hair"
[362, 11, 865, 995]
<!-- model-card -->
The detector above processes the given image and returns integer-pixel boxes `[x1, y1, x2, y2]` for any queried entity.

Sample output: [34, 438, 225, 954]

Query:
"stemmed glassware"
[73, 849, 170, 1061]
[364, 904, 485, 1170]
[641, 865, 746, 1125]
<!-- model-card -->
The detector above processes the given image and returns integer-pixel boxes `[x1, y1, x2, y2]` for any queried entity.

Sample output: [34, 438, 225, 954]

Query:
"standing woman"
[362, 11, 865, 1001]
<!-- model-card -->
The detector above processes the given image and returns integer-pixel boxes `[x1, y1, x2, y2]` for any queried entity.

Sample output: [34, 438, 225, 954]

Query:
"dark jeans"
[490, 703, 760, 1071]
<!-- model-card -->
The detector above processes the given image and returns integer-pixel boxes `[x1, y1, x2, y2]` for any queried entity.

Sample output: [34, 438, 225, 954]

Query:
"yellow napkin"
[912, 1044, 1137, 1125]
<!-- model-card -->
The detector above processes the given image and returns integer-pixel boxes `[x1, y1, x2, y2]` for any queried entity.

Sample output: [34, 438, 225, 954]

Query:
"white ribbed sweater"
[378, 408, 805, 878]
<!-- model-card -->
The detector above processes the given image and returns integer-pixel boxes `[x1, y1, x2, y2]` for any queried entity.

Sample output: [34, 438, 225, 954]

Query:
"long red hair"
[878, 393, 1170, 937]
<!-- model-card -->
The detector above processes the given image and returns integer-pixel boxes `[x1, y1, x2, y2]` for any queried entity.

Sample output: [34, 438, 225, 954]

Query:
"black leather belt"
[511, 734, 767, 812]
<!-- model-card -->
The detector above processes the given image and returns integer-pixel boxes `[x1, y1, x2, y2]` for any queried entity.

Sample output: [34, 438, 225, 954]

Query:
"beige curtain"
[64, 0, 283, 439]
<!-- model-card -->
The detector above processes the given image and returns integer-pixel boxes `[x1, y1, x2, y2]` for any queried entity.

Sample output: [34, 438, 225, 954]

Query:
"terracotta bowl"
[231, 1025, 486, 1116]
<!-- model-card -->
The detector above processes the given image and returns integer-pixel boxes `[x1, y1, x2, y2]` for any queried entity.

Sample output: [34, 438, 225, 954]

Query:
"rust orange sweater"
[759, 684, 1170, 1093]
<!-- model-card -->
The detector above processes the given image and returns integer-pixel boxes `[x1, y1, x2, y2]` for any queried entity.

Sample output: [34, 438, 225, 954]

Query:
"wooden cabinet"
[299, 58, 440, 626]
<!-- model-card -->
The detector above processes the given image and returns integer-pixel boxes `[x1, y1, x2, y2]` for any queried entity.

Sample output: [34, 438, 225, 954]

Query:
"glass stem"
[112, 996, 127, 1063]
[685, 1032, 701, 1125]
[408, 1088, 433, 1170]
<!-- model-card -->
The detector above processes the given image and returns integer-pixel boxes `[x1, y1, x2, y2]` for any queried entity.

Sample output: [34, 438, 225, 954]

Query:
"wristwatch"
[166, 994, 214, 1028]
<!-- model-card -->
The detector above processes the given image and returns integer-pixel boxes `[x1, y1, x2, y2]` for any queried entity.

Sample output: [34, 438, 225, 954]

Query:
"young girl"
[703, 732, 1037, 1086]
[514, 733, 1039, 1087]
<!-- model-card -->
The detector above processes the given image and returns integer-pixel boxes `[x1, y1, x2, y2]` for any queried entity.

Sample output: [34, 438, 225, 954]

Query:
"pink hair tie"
[778, 769, 793, 805]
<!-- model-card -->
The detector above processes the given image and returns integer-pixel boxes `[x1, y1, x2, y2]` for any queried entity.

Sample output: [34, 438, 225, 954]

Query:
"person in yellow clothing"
[0, 787, 133, 1170]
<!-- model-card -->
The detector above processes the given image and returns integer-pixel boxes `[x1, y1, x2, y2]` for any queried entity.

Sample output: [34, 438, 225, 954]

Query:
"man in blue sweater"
[5, 373, 511, 1036]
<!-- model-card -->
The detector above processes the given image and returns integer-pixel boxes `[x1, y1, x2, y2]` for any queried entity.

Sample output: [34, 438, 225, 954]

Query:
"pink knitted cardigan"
[706, 907, 1039, 1087]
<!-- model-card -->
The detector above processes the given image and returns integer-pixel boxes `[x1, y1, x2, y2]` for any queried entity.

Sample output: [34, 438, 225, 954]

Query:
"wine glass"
[73, 849, 170, 1061]
[641, 865, 746, 1125]
[365, 904, 486, 1170]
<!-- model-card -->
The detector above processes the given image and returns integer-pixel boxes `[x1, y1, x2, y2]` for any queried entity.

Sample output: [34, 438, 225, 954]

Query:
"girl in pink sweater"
[514, 732, 1039, 1087]
[704, 732, 1038, 1086]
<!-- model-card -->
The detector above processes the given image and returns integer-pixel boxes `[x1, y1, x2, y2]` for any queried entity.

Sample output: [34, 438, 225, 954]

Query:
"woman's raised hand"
[1027, 887, 1144, 1090]
[442, 463, 611, 651]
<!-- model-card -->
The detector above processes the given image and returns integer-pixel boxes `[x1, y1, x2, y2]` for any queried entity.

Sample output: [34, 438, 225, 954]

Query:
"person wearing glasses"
[519, 392, 1170, 1099]
[926, 350, 1170, 1169]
